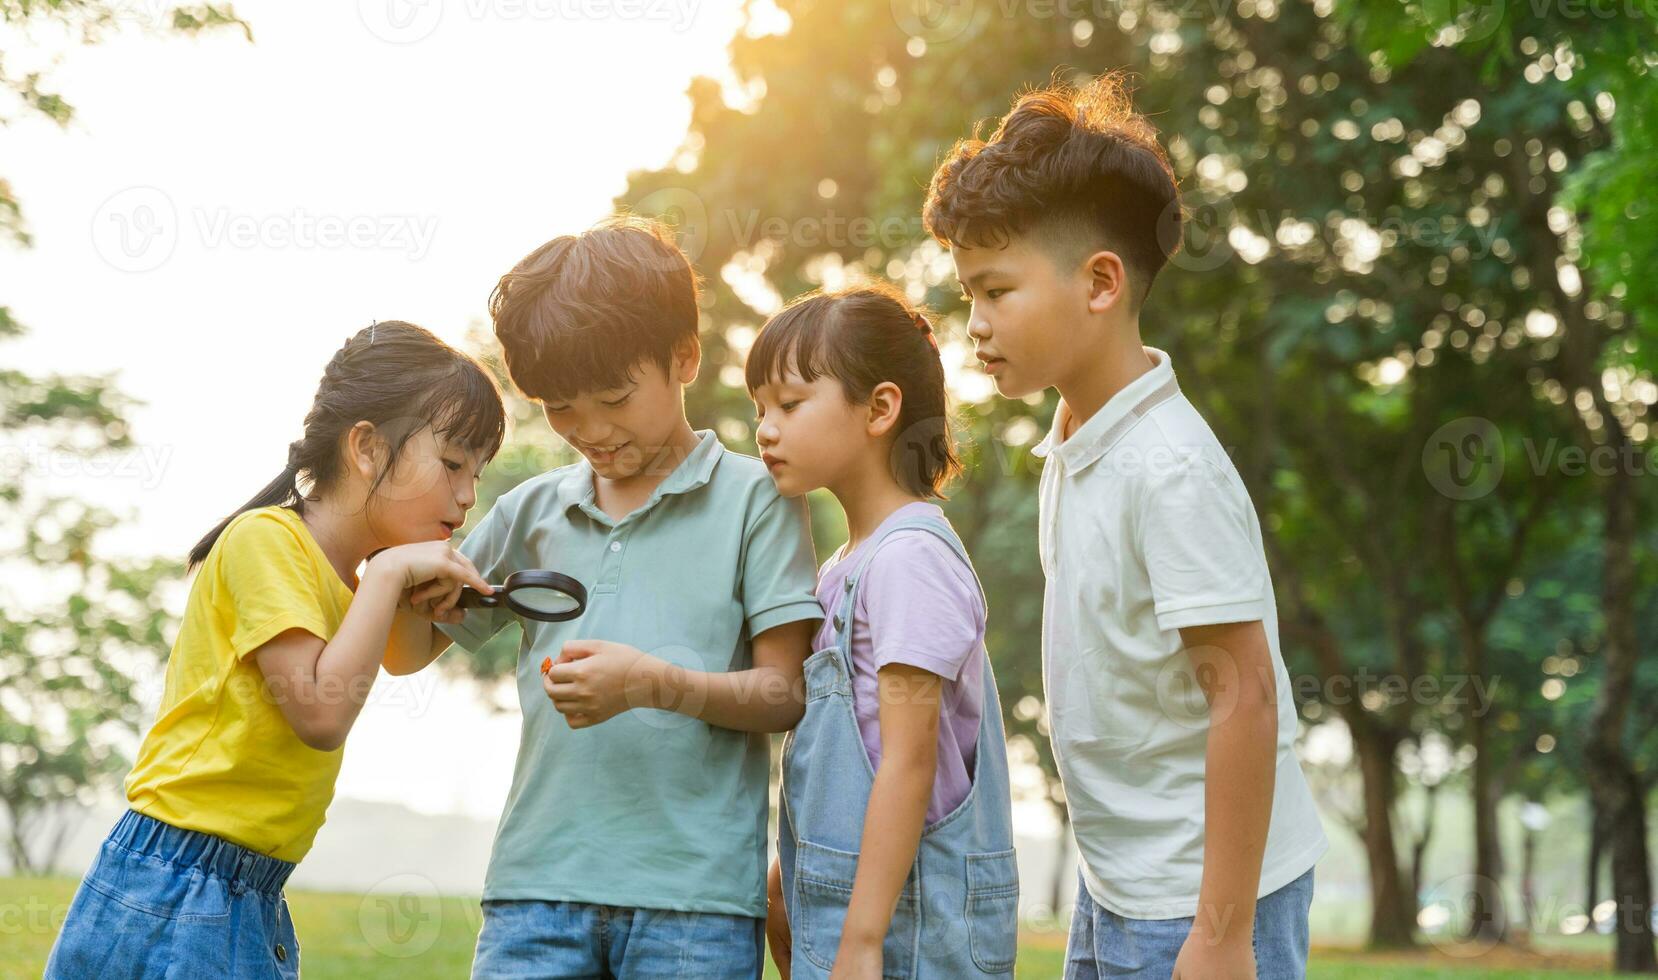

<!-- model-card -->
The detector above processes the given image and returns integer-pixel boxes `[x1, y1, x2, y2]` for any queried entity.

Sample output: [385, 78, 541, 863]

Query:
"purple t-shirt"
[814, 503, 985, 825]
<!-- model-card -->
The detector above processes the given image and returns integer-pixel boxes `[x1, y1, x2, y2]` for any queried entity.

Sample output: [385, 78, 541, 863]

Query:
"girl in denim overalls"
[746, 282, 1019, 979]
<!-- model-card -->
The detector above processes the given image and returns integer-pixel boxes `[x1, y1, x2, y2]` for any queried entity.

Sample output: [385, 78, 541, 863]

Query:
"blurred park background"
[2, 0, 1656, 976]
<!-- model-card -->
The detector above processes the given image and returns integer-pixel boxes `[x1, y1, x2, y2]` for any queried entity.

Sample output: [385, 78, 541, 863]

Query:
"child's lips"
[583, 441, 629, 464]
[762, 453, 784, 472]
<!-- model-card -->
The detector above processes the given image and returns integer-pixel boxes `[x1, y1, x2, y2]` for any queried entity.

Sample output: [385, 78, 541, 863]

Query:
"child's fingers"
[447, 552, 492, 594]
[409, 582, 447, 606]
[433, 582, 465, 616]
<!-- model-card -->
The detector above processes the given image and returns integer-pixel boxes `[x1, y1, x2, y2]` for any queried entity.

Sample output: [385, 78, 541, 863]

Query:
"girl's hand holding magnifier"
[370, 541, 493, 625]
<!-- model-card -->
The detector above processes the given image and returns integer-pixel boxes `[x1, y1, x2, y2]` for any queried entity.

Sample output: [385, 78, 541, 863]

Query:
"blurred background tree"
[0, 1, 248, 875]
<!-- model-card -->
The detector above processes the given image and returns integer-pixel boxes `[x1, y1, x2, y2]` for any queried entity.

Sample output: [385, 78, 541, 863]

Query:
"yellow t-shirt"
[125, 505, 358, 863]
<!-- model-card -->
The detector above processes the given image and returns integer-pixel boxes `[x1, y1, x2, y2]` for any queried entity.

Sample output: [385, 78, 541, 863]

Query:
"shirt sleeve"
[740, 491, 824, 638]
[859, 531, 984, 682]
[1136, 454, 1269, 631]
[435, 496, 514, 652]
[218, 512, 335, 661]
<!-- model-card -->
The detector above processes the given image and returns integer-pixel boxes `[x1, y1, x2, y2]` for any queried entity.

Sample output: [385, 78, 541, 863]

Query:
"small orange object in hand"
[540, 656, 552, 675]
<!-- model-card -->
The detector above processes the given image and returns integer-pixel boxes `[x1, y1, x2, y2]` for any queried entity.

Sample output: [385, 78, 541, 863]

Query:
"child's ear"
[1084, 249, 1127, 315]
[345, 420, 385, 481]
[866, 381, 903, 438]
[673, 337, 702, 385]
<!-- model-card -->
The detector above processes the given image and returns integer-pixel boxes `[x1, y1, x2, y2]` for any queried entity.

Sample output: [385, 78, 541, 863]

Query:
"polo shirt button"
[275, 943, 287, 962]
[609, 541, 621, 553]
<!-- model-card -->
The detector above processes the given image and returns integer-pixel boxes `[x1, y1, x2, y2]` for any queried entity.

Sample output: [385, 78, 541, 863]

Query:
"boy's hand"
[766, 858, 791, 979]
[1173, 926, 1256, 980]
[543, 640, 659, 728]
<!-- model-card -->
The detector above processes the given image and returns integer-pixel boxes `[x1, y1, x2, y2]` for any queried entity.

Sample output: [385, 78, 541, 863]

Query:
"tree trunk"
[1352, 719, 1417, 948]
[1467, 690, 1510, 945]
[2, 797, 37, 876]
[1588, 806, 1605, 917]
[1410, 780, 1440, 903]
[1584, 456, 1658, 973]
[1050, 803, 1073, 923]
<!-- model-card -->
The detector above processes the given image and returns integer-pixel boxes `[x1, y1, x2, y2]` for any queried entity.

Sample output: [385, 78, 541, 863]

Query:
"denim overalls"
[778, 515, 1020, 978]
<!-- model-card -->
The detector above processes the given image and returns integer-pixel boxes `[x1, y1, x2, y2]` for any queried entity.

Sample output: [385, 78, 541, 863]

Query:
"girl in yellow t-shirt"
[47, 320, 504, 979]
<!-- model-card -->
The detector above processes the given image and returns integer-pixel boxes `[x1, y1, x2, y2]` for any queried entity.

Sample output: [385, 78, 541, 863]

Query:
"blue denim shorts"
[472, 897, 765, 979]
[1064, 866, 1315, 980]
[45, 810, 299, 980]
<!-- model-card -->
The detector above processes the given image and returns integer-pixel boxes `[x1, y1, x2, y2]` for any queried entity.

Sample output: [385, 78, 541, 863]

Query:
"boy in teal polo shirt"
[390, 218, 821, 978]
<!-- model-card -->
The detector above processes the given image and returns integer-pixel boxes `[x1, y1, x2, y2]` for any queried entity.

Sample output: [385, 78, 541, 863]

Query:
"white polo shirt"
[1034, 347, 1327, 920]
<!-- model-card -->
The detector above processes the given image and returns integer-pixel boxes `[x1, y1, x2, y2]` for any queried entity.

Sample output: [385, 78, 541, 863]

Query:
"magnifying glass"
[457, 570, 588, 623]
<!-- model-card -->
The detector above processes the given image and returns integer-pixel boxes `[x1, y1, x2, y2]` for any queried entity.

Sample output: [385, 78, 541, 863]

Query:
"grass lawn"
[0, 876, 1619, 979]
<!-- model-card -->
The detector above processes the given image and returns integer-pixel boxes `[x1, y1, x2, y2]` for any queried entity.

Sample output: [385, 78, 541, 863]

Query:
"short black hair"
[746, 282, 962, 499]
[489, 216, 701, 402]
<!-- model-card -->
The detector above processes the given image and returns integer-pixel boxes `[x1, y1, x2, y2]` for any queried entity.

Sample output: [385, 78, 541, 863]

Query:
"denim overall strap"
[779, 514, 1019, 978]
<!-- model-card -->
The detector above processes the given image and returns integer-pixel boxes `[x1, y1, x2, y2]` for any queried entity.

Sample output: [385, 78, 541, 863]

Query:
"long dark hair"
[187, 320, 507, 572]
[745, 282, 963, 499]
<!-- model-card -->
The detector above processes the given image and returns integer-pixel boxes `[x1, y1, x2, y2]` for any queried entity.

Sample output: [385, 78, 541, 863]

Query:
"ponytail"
[186, 455, 304, 573]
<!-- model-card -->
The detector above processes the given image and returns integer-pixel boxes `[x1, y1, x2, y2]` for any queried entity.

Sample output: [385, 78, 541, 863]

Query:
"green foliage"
[0, 0, 249, 875]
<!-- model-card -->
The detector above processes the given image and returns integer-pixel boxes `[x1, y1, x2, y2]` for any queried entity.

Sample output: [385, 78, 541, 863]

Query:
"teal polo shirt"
[437, 430, 822, 917]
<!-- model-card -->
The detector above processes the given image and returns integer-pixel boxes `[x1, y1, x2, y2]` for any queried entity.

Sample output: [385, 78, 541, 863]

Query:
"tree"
[0, 2, 250, 874]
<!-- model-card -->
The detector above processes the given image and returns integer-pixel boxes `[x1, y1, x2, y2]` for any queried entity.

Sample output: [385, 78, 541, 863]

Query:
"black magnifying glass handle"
[455, 570, 587, 623]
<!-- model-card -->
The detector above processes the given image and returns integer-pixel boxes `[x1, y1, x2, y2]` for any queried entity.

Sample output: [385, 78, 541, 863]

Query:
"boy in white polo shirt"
[924, 74, 1328, 979]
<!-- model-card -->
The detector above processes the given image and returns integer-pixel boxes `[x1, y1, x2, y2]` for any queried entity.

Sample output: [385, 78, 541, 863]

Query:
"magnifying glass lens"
[513, 586, 581, 615]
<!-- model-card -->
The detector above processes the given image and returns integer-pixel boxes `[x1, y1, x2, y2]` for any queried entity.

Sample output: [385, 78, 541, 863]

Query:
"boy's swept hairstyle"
[489, 216, 701, 403]
[745, 281, 963, 500]
[923, 72, 1181, 306]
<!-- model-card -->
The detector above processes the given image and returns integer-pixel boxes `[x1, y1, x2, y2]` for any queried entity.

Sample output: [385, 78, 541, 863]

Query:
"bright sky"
[0, 0, 760, 819]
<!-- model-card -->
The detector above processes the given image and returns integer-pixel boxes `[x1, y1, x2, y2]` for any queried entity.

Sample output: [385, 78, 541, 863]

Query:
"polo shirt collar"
[560, 429, 723, 521]
[1032, 347, 1179, 473]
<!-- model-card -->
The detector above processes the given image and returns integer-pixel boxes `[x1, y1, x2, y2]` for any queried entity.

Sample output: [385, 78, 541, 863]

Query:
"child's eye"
[445, 459, 462, 472]
[986, 288, 1008, 299]
[603, 394, 632, 408]
[546, 404, 569, 414]
[781, 401, 800, 412]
